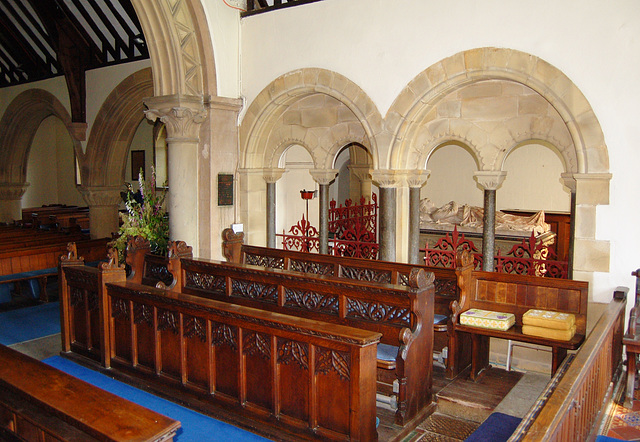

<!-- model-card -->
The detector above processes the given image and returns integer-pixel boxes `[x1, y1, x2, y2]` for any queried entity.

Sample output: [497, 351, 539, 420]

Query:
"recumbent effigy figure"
[419, 198, 550, 236]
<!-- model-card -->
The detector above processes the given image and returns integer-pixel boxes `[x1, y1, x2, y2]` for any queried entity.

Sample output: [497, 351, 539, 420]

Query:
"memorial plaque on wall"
[218, 174, 234, 206]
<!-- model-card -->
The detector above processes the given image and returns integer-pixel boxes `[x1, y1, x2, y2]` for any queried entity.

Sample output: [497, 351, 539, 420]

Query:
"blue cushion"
[377, 343, 398, 361]
[465, 412, 522, 442]
[26, 279, 40, 299]
[434, 314, 448, 325]
[0, 283, 13, 303]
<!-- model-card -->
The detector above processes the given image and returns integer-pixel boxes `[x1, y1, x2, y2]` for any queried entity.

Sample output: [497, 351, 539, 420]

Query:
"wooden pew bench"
[177, 257, 435, 427]
[221, 229, 467, 378]
[451, 250, 588, 380]
[623, 269, 640, 408]
[0, 344, 181, 442]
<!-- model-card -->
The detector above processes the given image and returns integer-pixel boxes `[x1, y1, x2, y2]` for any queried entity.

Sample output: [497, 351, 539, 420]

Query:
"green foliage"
[110, 167, 169, 260]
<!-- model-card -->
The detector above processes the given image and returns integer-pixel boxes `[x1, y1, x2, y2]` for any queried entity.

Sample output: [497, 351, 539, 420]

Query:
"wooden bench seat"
[624, 269, 640, 408]
[451, 250, 588, 380]
[0, 344, 181, 442]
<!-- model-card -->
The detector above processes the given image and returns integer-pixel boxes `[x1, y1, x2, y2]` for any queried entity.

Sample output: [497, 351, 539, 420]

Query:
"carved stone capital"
[144, 94, 207, 141]
[371, 170, 402, 188]
[78, 186, 122, 207]
[348, 165, 372, 183]
[263, 168, 287, 184]
[0, 183, 29, 200]
[473, 171, 507, 190]
[404, 169, 431, 188]
[560, 173, 577, 193]
[309, 169, 339, 186]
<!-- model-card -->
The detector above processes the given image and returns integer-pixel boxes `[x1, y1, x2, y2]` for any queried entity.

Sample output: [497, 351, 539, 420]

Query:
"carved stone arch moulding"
[0, 89, 79, 184]
[386, 48, 608, 176]
[268, 138, 316, 170]
[240, 68, 383, 170]
[84, 68, 154, 188]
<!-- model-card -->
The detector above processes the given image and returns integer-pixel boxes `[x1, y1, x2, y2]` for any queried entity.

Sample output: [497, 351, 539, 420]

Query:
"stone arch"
[0, 89, 80, 184]
[131, 0, 215, 96]
[388, 47, 610, 276]
[84, 68, 154, 187]
[388, 49, 606, 174]
[240, 68, 383, 170]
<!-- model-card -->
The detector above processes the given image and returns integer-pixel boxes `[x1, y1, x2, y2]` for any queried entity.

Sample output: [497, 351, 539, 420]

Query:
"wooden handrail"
[513, 288, 627, 441]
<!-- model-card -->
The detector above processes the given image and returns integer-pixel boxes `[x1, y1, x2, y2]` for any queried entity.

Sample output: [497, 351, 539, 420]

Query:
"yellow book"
[522, 309, 575, 330]
[522, 324, 576, 341]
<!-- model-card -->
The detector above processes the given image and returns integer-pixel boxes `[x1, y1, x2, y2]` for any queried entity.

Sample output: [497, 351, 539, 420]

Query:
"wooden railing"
[510, 288, 627, 441]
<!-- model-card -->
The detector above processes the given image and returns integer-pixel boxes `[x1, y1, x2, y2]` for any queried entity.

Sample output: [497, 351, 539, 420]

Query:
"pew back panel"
[106, 281, 380, 441]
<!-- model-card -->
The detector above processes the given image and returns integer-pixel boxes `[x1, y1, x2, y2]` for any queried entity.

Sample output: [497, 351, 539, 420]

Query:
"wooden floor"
[378, 364, 524, 441]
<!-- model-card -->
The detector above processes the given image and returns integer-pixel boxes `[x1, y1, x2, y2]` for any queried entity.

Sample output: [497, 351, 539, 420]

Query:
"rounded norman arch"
[0, 89, 79, 184]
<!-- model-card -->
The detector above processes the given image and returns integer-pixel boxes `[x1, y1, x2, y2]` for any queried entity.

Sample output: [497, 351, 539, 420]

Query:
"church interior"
[0, 0, 639, 440]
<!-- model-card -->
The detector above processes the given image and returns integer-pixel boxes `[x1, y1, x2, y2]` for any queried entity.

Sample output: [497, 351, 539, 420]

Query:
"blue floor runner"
[43, 356, 270, 441]
[0, 302, 60, 345]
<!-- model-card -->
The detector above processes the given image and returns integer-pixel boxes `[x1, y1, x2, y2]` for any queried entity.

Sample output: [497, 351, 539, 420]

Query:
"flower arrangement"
[111, 167, 169, 260]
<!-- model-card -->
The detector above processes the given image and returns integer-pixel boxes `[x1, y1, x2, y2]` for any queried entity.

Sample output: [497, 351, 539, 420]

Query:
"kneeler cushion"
[377, 343, 398, 362]
[523, 309, 575, 330]
[522, 324, 576, 341]
[460, 309, 515, 331]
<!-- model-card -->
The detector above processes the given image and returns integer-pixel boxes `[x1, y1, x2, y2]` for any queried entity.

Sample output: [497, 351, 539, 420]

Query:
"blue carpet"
[0, 301, 60, 345]
[43, 356, 270, 441]
[465, 412, 522, 442]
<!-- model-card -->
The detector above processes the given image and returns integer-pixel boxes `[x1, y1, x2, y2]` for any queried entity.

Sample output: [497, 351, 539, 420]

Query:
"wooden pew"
[59, 256, 381, 441]
[0, 238, 110, 303]
[451, 250, 589, 381]
[221, 228, 469, 378]
[0, 344, 181, 442]
[125, 237, 191, 291]
[177, 257, 435, 427]
[510, 288, 626, 441]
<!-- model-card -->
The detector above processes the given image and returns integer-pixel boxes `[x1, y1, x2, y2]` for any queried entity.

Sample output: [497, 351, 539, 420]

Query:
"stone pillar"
[348, 165, 372, 201]
[474, 171, 506, 271]
[372, 170, 401, 262]
[561, 174, 577, 279]
[263, 168, 286, 249]
[406, 170, 430, 265]
[144, 94, 207, 255]
[78, 186, 122, 239]
[0, 183, 28, 223]
[310, 169, 338, 254]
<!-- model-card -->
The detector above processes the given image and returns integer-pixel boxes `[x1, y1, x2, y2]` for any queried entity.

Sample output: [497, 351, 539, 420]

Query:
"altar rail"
[510, 289, 627, 441]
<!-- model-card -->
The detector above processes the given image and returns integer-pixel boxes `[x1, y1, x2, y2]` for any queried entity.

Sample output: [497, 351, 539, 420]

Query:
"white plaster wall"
[0, 76, 70, 123]
[201, 0, 241, 98]
[240, 0, 640, 302]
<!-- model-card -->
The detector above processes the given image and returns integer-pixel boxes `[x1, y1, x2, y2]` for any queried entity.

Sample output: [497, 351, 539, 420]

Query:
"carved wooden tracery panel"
[70, 287, 84, 307]
[87, 291, 99, 312]
[231, 279, 278, 304]
[316, 347, 350, 381]
[111, 298, 129, 320]
[290, 260, 334, 276]
[158, 309, 179, 335]
[284, 288, 339, 315]
[277, 339, 309, 370]
[134, 303, 153, 325]
[243, 331, 271, 360]
[146, 261, 174, 286]
[346, 298, 410, 326]
[185, 271, 225, 293]
[211, 322, 237, 350]
[340, 266, 391, 284]
[244, 254, 285, 269]
[184, 315, 206, 342]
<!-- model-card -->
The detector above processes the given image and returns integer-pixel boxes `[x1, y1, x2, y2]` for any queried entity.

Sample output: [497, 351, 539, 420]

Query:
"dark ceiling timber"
[0, 0, 149, 123]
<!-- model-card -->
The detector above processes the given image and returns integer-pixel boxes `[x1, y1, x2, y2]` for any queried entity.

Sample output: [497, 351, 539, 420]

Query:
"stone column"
[310, 169, 338, 254]
[144, 94, 207, 255]
[263, 168, 286, 248]
[406, 170, 430, 265]
[371, 170, 401, 262]
[0, 183, 28, 223]
[348, 165, 372, 201]
[78, 186, 122, 239]
[474, 171, 506, 271]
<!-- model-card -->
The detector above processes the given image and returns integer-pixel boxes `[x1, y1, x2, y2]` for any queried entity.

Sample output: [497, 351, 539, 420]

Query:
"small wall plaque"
[218, 173, 234, 206]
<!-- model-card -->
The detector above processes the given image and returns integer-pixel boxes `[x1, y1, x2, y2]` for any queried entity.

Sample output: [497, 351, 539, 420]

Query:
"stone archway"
[0, 89, 80, 222]
[387, 47, 610, 279]
[238, 68, 384, 245]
